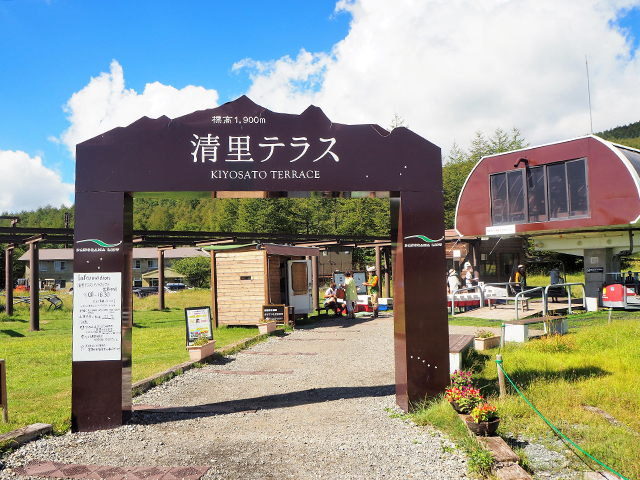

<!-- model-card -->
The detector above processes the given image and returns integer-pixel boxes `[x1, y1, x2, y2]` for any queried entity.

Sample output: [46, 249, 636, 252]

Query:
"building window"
[567, 159, 589, 217]
[133, 260, 141, 269]
[147, 259, 158, 269]
[480, 253, 496, 277]
[490, 170, 526, 225]
[527, 166, 547, 222]
[133, 278, 142, 287]
[54, 261, 66, 272]
[39, 261, 48, 272]
[490, 158, 589, 225]
[59, 279, 66, 288]
[548, 163, 568, 220]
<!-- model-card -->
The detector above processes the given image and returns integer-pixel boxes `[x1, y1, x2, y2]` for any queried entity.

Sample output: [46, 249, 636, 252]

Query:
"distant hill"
[596, 120, 640, 149]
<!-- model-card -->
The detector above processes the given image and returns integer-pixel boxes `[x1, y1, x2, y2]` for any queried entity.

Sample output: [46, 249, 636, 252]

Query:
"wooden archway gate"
[72, 96, 448, 431]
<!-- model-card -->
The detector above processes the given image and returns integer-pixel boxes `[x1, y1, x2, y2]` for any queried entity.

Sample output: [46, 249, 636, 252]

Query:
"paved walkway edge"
[132, 331, 274, 396]
[457, 412, 533, 479]
[0, 331, 274, 453]
[0, 423, 52, 449]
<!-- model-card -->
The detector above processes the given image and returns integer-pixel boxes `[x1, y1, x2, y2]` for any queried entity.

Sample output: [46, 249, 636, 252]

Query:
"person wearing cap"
[363, 266, 380, 317]
[513, 264, 526, 293]
[447, 268, 460, 294]
[464, 262, 473, 288]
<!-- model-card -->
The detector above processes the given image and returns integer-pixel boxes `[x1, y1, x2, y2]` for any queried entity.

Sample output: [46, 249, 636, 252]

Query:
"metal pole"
[496, 355, 506, 400]
[567, 285, 573, 315]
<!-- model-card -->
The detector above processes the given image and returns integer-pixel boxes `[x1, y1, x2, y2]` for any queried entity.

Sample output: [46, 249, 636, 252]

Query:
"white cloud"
[54, 60, 220, 157]
[0, 150, 74, 213]
[236, 0, 640, 155]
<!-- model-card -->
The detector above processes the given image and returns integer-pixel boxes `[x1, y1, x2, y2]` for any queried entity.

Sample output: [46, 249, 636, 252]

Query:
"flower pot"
[186, 340, 216, 361]
[474, 335, 500, 351]
[449, 400, 470, 414]
[465, 417, 500, 436]
[257, 321, 277, 335]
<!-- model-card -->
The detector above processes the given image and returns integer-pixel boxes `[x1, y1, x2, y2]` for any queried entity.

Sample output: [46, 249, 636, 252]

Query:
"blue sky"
[1, 0, 640, 213]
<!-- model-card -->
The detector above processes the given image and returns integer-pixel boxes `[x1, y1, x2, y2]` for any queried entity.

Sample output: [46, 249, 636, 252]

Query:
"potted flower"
[466, 403, 500, 436]
[445, 386, 483, 414]
[450, 370, 473, 388]
[257, 318, 277, 335]
[474, 329, 500, 351]
[186, 333, 216, 361]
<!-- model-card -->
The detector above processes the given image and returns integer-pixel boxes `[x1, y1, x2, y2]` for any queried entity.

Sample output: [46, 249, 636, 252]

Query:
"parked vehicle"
[165, 283, 187, 292]
[132, 286, 158, 298]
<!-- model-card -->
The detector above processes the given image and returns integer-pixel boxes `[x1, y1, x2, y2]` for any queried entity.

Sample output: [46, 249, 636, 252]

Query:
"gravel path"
[1, 315, 469, 479]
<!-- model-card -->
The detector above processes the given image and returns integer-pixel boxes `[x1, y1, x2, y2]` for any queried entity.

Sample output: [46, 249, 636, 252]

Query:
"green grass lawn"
[0, 289, 261, 436]
[416, 309, 640, 478]
[527, 272, 585, 297]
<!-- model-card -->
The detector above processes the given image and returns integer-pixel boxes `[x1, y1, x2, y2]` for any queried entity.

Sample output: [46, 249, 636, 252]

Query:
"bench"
[13, 296, 44, 307]
[503, 318, 543, 343]
[449, 334, 475, 374]
[44, 295, 63, 310]
[503, 316, 567, 342]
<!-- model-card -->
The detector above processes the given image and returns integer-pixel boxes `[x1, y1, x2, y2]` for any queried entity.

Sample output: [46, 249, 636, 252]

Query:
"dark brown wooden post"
[210, 251, 218, 329]
[28, 240, 39, 331]
[0, 359, 7, 423]
[5, 245, 13, 316]
[312, 254, 319, 311]
[375, 245, 382, 291]
[158, 249, 165, 310]
[71, 191, 132, 432]
[383, 248, 390, 299]
[393, 189, 449, 410]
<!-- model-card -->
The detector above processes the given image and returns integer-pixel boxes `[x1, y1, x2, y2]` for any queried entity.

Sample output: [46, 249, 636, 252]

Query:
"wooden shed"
[204, 243, 319, 326]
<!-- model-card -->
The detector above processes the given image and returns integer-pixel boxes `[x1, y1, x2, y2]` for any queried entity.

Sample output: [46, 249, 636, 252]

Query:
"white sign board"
[486, 225, 516, 236]
[73, 272, 122, 362]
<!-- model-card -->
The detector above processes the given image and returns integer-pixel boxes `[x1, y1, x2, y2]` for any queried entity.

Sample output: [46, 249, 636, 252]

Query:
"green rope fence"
[495, 358, 629, 480]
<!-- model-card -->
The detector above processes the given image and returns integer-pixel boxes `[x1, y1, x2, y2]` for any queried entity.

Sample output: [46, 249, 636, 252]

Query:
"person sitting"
[324, 282, 344, 316]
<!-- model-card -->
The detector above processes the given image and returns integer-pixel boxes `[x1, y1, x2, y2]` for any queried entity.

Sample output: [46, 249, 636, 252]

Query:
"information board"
[72, 272, 122, 362]
[263, 304, 286, 324]
[185, 306, 213, 345]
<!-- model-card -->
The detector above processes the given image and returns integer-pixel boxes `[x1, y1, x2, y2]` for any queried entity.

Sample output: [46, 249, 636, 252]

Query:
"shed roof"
[202, 243, 319, 256]
[19, 246, 207, 262]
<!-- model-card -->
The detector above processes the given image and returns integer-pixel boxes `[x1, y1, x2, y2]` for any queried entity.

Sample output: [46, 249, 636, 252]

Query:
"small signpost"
[263, 304, 286, 325]
[184, 306, 213, 346]
[1, 359, 8, 423]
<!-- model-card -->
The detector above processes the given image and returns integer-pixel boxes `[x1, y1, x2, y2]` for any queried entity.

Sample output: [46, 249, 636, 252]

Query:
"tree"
[171, 256, 211, 288]
[389, 113, 408, 131]
[442, 128, 528, 229]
